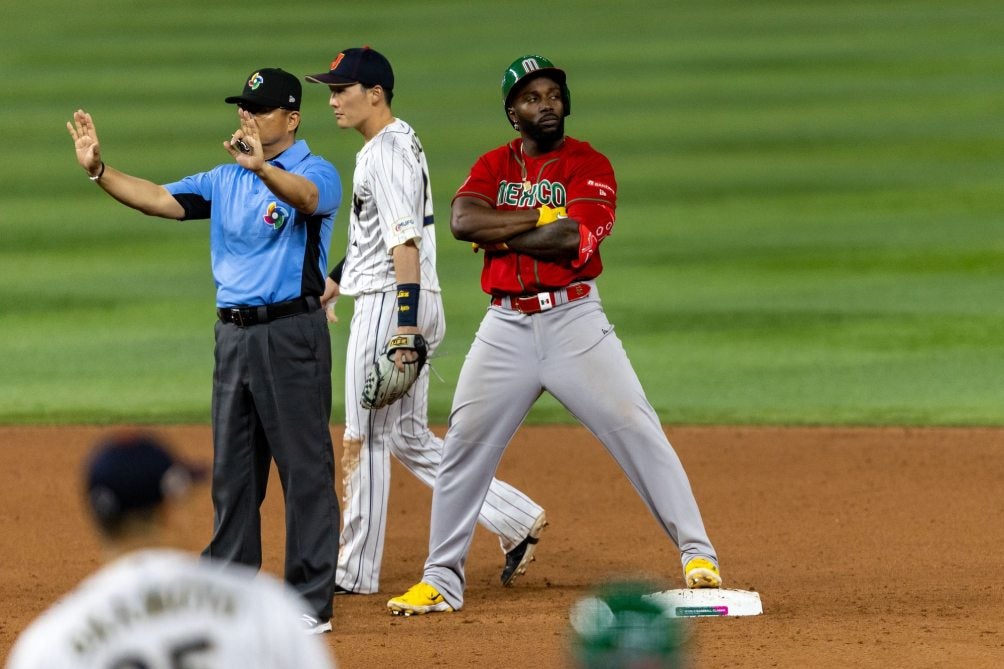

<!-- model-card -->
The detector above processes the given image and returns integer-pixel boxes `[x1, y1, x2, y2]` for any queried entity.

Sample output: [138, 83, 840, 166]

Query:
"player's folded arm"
[451, 195, 537, 244]
[504, 220, 580, 260]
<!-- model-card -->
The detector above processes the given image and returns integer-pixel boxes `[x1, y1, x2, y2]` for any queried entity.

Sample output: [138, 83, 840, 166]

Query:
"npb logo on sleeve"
[263, 202, 289, 230]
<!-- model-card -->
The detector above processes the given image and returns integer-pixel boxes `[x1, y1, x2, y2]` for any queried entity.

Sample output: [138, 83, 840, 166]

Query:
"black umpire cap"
[225, 67, 301, 110]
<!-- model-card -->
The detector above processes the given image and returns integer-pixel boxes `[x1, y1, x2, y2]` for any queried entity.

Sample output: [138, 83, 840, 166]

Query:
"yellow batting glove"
[471, 241, 509, 253]
[536, 205, 568, 227]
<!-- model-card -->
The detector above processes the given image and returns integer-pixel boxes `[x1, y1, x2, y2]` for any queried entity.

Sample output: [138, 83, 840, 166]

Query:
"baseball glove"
[361, 334, 428, 410]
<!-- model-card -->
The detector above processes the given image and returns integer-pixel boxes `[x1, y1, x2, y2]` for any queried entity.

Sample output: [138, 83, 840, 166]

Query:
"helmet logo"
[521, 58, 541, 74]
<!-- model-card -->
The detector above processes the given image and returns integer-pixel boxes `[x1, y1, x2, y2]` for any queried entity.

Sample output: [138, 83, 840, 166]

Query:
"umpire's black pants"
[204, 308, 339, 621]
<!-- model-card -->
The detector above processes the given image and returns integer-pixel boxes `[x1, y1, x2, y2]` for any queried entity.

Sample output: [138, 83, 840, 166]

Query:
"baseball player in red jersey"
[388, 55, 721, 616]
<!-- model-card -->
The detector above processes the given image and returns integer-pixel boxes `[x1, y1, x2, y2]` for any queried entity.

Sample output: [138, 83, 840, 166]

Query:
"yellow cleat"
[386, 582, 454, 616]
[685, 557, 722, 589]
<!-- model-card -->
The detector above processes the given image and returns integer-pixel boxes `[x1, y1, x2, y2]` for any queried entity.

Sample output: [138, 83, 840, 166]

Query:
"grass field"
[4, 1, 1004, 425]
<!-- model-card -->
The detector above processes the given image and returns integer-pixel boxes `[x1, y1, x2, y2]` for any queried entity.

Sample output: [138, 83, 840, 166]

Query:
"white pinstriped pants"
[336, 289, 544, 593]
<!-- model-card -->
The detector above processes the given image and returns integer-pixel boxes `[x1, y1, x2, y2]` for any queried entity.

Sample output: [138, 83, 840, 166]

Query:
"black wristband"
[328, 257, 345, 284]
[396, 283, 420, 327]
[88, 161, 106, 181]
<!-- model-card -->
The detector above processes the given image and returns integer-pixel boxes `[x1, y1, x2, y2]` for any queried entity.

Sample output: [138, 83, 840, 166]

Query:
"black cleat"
[501, 511, 548, 586]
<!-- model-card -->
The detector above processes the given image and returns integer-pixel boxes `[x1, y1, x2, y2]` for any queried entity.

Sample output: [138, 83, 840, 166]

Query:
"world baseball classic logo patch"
[262, 202, 289, 230]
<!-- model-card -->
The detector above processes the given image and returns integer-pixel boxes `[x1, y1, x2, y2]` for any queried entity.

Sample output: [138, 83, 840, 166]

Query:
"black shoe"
[501, 511, 548, 586]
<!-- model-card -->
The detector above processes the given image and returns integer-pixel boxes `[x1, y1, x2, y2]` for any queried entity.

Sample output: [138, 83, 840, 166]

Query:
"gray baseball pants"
[422, 283, 717, 609]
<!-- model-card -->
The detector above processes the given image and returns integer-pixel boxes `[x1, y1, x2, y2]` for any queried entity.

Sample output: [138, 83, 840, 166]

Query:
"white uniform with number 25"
[334, 118, 544, 594]
[4, 549, 334, 669]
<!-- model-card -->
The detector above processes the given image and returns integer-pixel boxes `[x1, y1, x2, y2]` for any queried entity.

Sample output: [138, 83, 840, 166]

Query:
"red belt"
[490, 283, 591, 314]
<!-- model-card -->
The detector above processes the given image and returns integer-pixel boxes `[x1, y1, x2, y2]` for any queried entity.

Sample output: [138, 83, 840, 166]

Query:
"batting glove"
[536, 205, 567, 227]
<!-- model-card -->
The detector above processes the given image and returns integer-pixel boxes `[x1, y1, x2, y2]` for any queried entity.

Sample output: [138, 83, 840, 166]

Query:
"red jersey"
[454, 136, 617, 296]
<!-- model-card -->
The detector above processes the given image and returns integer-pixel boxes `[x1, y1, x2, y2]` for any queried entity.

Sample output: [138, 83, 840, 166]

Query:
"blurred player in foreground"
[568, 580, 689, 668]
[4, 432, 336, 669]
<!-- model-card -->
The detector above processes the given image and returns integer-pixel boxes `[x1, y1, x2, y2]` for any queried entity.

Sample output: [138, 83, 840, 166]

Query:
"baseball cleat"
[300, 613, 332, 635]
[501, 511, 548, 586]
[684, 557, 722, 589]
[386, 582, 453, 616]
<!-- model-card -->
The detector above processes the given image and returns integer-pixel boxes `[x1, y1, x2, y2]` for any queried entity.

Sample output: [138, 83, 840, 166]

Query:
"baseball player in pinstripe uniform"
[388, 55, 721, 616]
[5, 432, 336, 669]
[305, 48, 547, 595]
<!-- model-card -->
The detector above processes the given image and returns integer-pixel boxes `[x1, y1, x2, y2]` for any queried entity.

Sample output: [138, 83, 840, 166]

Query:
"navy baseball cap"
[225, 67, 301, 110]
[305, 47, 394, 91]
[85, 432, 207, 529]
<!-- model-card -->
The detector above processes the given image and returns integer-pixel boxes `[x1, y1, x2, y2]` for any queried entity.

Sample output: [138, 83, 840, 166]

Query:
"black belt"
[217, 296, 320, 327]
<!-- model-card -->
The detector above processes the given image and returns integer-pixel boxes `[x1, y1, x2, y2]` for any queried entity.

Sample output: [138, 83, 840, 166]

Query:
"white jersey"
[5, 549, 335, 669]
[338, 118, 440, 296]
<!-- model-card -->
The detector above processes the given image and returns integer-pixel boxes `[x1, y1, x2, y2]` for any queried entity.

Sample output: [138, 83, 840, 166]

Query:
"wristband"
[88, 162, 106, 181]
[396, 283, 420, 327]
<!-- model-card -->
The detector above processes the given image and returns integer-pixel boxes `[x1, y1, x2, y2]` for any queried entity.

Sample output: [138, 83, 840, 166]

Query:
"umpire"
[67, 68, 342, 634]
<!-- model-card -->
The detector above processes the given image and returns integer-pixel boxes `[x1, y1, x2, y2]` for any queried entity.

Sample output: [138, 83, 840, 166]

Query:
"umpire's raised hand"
[66, 109, 104, 179]
[65, 110, 185, 219]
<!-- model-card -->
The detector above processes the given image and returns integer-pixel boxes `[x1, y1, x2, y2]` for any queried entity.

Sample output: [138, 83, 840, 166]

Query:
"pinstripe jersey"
[338, 119, 440, 296]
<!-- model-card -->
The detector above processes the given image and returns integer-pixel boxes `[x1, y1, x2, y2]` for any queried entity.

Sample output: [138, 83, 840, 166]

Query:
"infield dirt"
[1, 425, 1001, 667]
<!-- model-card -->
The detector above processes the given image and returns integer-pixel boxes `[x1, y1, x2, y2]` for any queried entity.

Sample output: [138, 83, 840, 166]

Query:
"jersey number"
[108, 637, 213, 669]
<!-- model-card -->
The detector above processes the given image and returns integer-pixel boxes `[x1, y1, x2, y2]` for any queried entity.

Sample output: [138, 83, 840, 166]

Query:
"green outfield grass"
[3, 1, 1004, 425]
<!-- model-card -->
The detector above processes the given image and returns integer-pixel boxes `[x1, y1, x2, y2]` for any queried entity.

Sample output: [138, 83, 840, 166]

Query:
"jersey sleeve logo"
[393, 218, 416, 234]
[263, 202, 289, 230]
[586, 179, 616, 197]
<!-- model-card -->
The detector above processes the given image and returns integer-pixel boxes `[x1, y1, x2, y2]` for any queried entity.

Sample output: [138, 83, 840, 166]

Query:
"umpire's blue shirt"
[164, 140, 341, 307]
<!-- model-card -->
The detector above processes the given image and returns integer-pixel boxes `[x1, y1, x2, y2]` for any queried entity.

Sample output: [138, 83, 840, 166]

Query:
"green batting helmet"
[501, 54, 571, 128]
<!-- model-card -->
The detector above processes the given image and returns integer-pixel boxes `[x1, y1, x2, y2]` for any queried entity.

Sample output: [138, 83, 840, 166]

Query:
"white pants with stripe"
[337, 289, 544, 593]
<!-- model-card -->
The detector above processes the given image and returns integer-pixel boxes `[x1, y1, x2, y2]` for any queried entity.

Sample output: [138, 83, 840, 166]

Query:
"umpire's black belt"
[217, 296, 320, 327]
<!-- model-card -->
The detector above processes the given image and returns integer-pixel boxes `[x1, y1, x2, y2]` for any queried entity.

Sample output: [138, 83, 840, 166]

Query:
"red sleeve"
[566, 151, 617, 269]
[453, 152, 498, 205]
